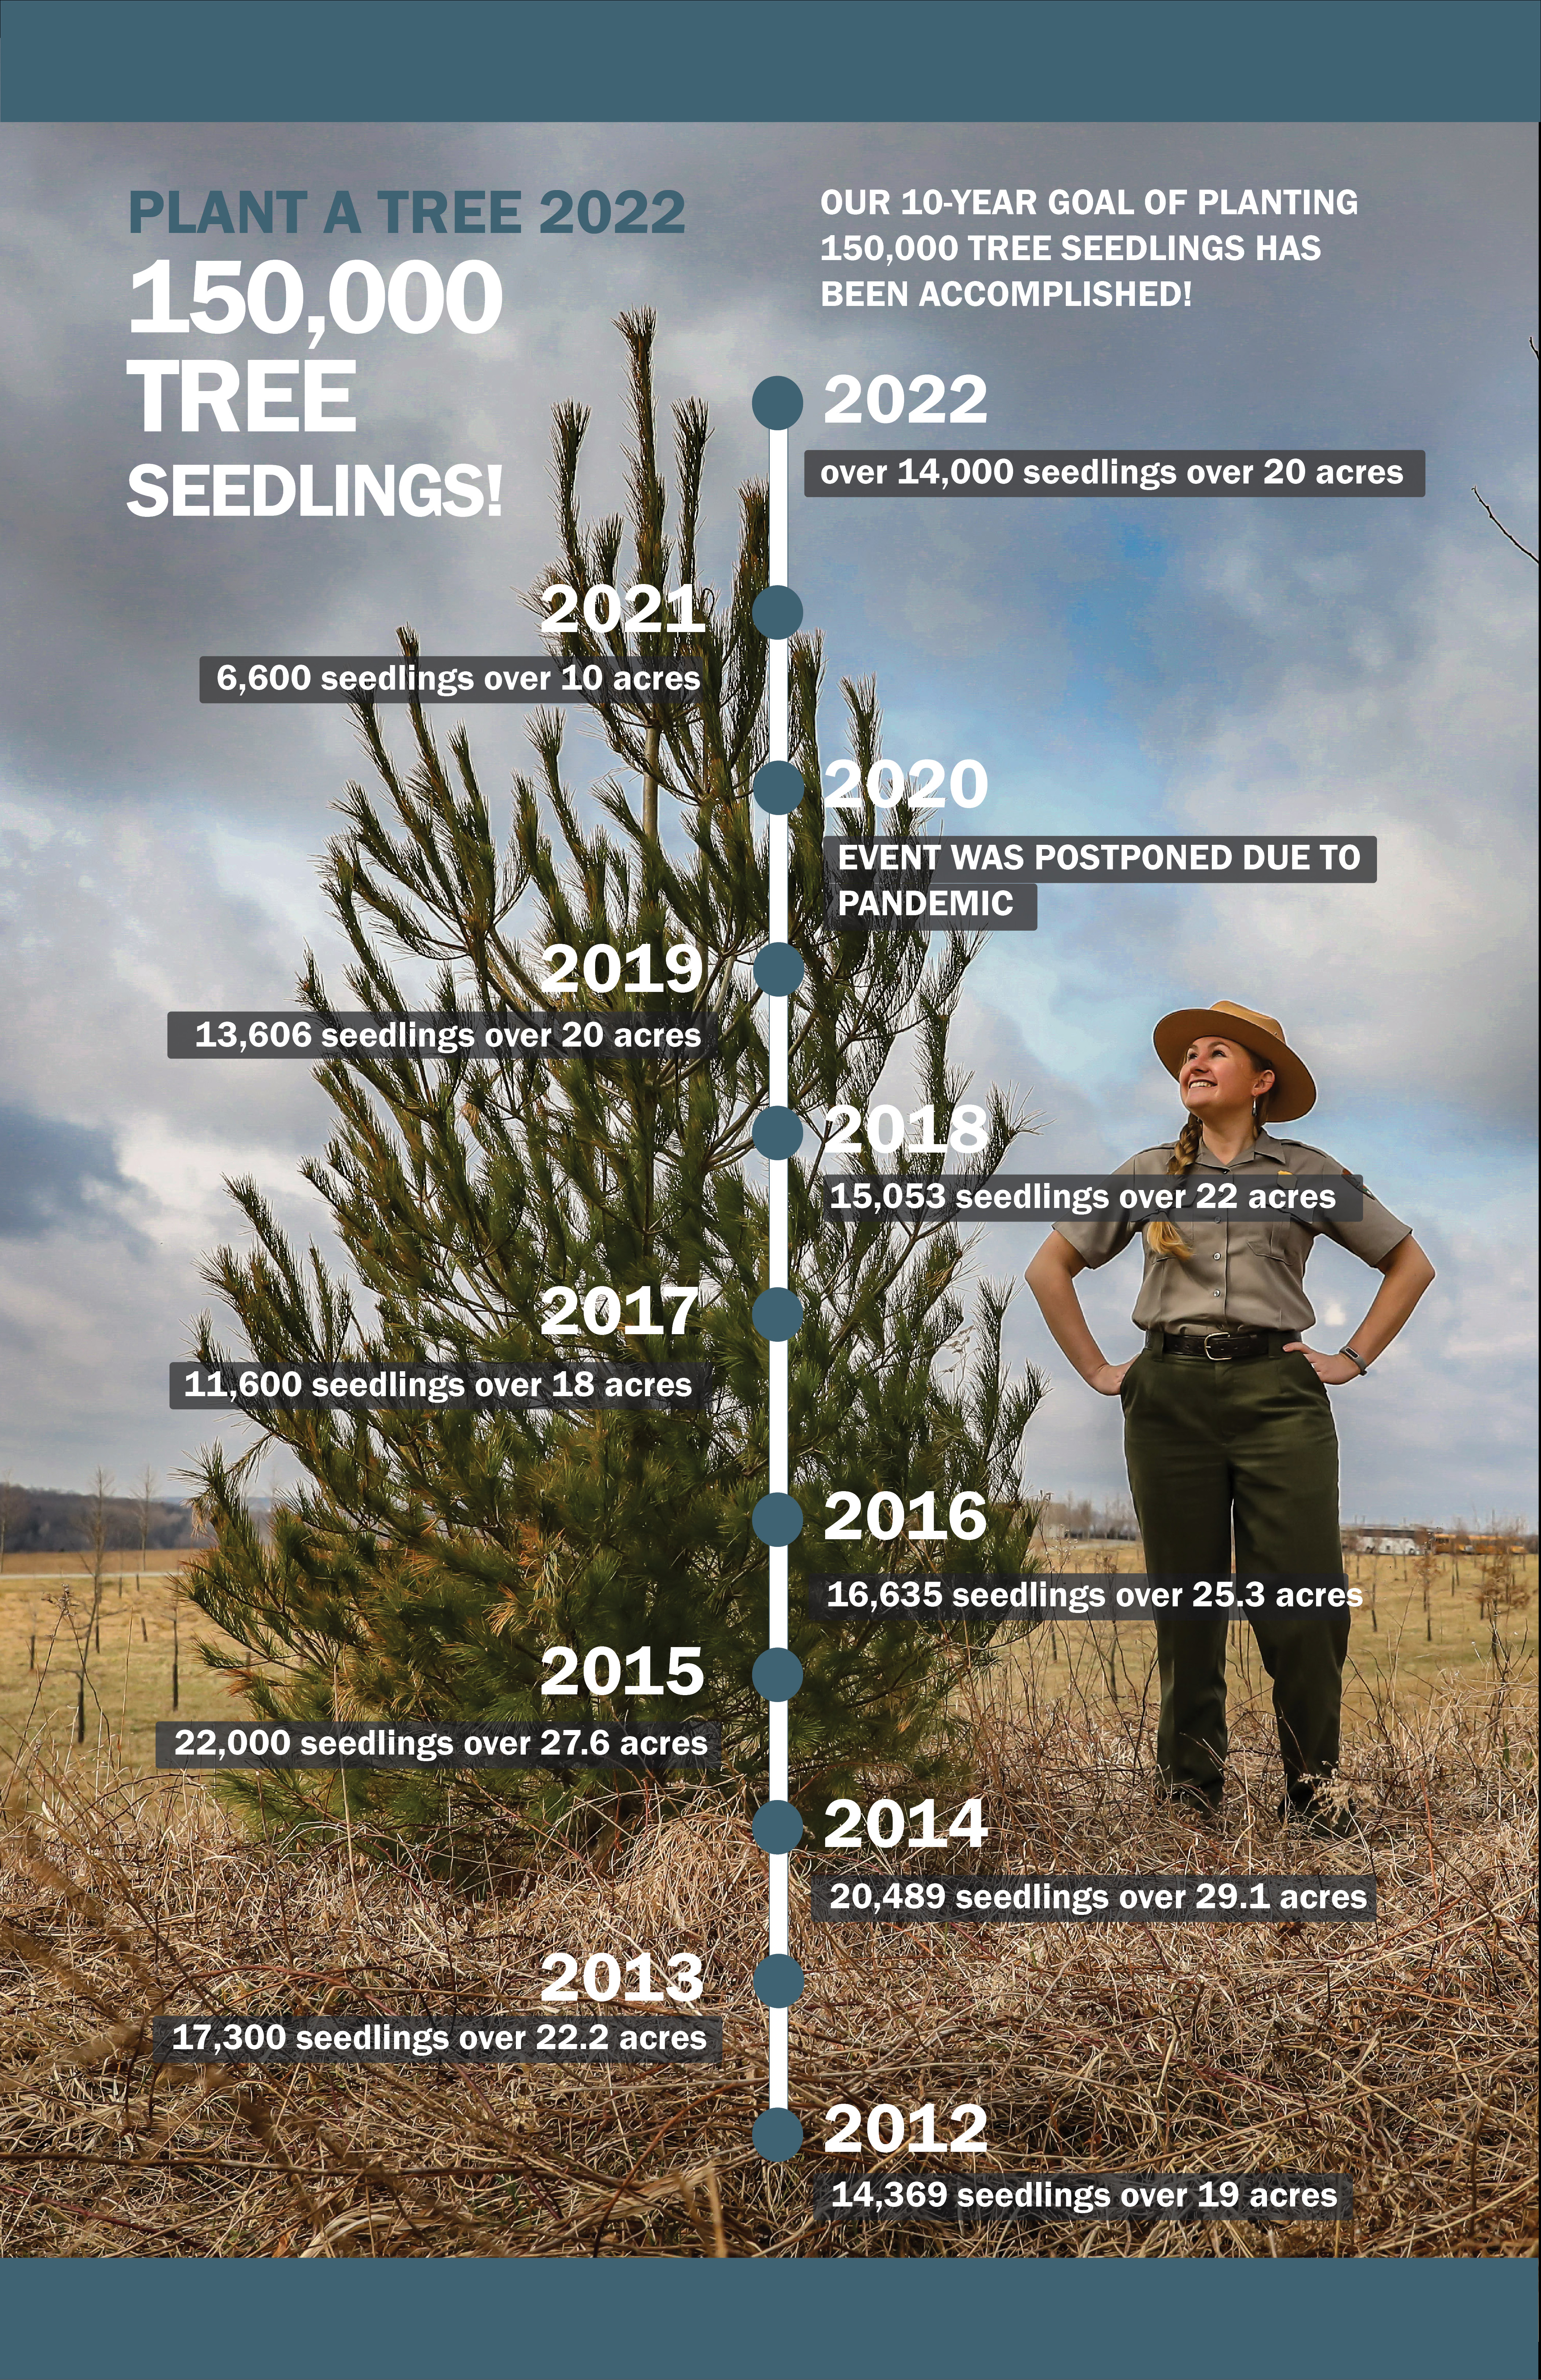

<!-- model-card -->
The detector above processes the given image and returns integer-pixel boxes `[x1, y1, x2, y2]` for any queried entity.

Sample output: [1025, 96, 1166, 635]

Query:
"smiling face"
[1179, 1036, 1276, 1124]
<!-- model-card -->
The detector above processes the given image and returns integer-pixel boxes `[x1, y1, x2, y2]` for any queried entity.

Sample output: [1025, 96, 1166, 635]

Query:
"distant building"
[1343, 1527, 1534, 1558]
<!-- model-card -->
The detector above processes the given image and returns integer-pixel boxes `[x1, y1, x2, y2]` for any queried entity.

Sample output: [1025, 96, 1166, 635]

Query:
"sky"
[0, 119, 1534, 1523]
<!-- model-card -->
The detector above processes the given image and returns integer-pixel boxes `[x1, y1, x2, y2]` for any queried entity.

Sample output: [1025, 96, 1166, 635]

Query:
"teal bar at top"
[2, 0, 1537, 123]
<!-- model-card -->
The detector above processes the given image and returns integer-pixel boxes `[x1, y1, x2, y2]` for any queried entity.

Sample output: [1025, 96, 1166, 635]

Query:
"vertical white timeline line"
[766, 416, 791, 2109]
[769, 426, 788, 593]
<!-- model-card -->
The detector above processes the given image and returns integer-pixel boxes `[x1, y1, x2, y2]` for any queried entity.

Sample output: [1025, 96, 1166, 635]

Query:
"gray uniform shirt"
[1052, 1129, 1412, 1333]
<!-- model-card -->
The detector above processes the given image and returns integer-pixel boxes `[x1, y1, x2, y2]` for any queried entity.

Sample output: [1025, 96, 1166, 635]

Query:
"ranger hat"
[1152, 999, 1316, 1122]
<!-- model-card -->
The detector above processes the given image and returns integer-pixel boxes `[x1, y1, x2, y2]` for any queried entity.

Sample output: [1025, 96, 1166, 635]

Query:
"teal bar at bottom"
[0, 2256, 1533, 2380]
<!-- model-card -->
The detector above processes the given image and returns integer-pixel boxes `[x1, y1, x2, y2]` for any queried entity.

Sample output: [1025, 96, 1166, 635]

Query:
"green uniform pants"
[1120, 1346, 1348, 1802]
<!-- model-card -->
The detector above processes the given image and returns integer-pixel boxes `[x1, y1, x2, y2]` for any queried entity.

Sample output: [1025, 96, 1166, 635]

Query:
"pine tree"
[190, 311, 1043, 1865]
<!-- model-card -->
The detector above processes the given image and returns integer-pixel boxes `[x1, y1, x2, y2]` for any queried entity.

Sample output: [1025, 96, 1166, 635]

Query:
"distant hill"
[0, 1483, 210, 1555]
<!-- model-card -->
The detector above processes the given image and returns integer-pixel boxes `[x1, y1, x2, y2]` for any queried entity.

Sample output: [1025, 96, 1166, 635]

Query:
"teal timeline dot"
[754, 942, 805, 995]
[752, 1799, 804, 1852]
[752, 1106, 804, 1160]
[752, 587, 804, 640]
[752, 377, 804, 430]
[753, 1954, 805, 2008]
[752, 1493, 802, 1545]
[753, 1647, 803, 1701]
[752, 1287, 803, 1340]
[754, 2107, 804, 2162]
[753, 760, 804, 815]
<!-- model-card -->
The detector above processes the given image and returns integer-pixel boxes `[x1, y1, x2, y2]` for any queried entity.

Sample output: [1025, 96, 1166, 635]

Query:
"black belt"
[1148, 1327, 1294, 1362]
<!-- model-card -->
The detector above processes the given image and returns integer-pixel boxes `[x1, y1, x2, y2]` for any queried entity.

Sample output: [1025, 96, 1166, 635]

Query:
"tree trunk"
[643, 722, 660, 841]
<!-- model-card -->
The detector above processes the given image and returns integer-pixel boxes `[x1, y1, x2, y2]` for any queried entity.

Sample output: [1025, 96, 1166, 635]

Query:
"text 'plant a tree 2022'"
[190, 310, 1044, 1863]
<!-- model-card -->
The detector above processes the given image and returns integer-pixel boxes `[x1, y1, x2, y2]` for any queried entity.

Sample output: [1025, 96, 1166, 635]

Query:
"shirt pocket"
[1230, 1213, 1308, 1269]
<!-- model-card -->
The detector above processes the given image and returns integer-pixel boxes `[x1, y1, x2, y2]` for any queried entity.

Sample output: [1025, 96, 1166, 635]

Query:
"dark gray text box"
[805, 448, 1423, 499]
[154, 2013, 722, 2065]
[200, 655, 703, 703]
[166, 1010, 717, 1060]
[821, 1175, 1365, 1224]
[812, 1873, 1376, 1923]
[155, 1719, 720, 1771]
[813, 2171, 1353, 2220]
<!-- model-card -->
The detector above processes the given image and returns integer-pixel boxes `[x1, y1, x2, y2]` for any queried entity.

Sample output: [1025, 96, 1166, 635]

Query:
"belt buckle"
[1203, 1331, 1232, 1362]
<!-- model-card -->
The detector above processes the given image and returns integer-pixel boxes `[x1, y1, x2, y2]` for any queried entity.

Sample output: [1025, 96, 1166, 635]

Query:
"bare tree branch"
[1471, 487, 1538, 565]
[1471, 336, 1539, 562]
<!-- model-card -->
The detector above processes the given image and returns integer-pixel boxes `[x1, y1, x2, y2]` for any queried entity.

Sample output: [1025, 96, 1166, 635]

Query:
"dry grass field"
[0, 1552, 246, 1779]
[0, 1542, 1533, 2260]
[1001, 1544, 1538, 1724]
[1, 1545, 1531, 1785]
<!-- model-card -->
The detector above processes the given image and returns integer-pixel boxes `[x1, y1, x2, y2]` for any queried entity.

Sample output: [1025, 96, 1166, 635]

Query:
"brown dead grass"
[0, 1637, 1533, 2260]
[1001, 1546, 1537, 1715]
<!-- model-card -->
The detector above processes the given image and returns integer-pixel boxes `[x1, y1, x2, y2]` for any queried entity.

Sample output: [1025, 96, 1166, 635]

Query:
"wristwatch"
[1338, 1345, 1369, 1377]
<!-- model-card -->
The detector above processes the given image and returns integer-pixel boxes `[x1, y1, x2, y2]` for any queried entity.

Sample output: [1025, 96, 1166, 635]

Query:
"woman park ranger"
[1025, 1000, 1435, 1836]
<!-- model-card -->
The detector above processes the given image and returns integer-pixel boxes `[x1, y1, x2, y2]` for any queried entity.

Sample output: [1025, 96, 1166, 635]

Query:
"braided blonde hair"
[1146, 1050, 1274, 1260]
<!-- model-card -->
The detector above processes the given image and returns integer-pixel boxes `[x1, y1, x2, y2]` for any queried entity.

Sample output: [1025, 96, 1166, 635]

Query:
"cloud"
[0, 1102, 132, 1237]
[1165, 523, 1537, 1136]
